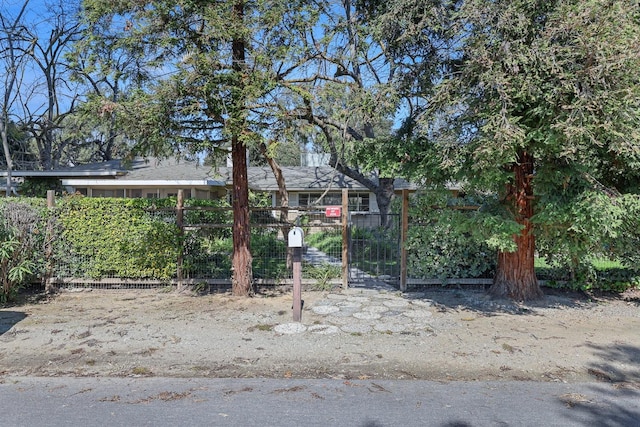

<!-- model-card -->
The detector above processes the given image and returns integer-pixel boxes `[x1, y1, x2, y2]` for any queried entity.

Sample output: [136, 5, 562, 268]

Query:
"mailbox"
[288, 227, 304, 248]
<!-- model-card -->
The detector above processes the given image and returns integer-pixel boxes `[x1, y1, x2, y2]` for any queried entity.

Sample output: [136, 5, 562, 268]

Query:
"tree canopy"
[393, 0, 640, 299]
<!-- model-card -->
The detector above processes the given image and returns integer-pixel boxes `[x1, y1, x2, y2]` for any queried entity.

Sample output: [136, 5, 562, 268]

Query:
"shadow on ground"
[402, 287, 592, 315]
[557, 343, 640, 426]
[586, 343, 640, 383]
[0, 311, 27, 335]
[560, 383, 640, 426]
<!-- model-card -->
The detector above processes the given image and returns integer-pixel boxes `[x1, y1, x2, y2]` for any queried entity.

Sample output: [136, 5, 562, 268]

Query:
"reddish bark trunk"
[488, 150, 544, 301]
[231, 134, 253, 296]
[230, 1, 253, 296]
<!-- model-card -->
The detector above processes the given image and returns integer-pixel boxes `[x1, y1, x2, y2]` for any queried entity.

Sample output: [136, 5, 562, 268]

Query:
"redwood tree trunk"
[231, 134, 253, 296]
[230, 1, 253, 296]
[488, 150, 544, 301]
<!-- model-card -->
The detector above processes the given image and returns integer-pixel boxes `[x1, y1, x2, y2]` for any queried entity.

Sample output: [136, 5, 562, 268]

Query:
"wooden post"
[46, 190, 55, 208]
[176, 190, 184, 291]
[292, 246, 302, 321]
[400, 189, 409, 292]
[341, 188, 349, 289]
[289, 227, 304, 322]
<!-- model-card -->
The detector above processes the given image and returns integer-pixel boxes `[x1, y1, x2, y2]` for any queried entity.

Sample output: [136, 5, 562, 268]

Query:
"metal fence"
[348, 213, 401, 286]
[39, 188, 638, 292]
[48, 204, 350, 290]
[47, 205, 406, 290]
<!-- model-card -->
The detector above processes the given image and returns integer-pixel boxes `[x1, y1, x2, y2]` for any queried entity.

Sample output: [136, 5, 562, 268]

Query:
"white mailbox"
[288, 227, 304, 248]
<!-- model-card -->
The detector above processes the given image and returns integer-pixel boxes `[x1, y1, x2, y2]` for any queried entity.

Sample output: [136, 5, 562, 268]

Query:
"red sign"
[325, 206, 341, 218]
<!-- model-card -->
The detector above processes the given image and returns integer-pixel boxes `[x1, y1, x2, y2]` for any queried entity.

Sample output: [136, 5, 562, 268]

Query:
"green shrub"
[306, 262, 341, 291]
[406, 194, 497, 281]
[183, 234, 232, 279]
[305, 230, 342, 255]
[55, 196, 180, 279]
[0, 200, 49, 302]
[252, 232, 287, 279]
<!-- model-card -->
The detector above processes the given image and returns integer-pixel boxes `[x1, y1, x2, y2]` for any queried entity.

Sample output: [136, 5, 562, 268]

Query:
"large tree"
[0, 0, 31, 195]
[80, 0, 319, 295]
[401, 0, 640, 300]
[65, 7, 153, 164]
[288, 0, 435, 226]
[15, 1, 84, 170]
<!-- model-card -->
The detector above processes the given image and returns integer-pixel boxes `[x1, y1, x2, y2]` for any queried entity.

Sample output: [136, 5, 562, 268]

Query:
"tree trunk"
[375, 177, 395, 228]
[230, 1, 253, 297]
[488, 150, 544, 301]
[1, 122, 13, 196]
[260, 142, 292, 268]
[231, 134, 253, 296]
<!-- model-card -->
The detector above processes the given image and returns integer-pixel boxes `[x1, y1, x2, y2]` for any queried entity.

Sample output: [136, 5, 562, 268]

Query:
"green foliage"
[19, 178, 65, 198]
[183, 235, 232, 279]
[306, 262, 341, 291]
[535, 192, 640, 288]
[55, 195, 180, 279]
[183, 230, 288, 281]
[0, 239, 34, 303]
[406, 193, 497, 280]
[538, 260, 640, 293]
[252, 232, 287, 280]
[305, 230, 342, 255]
[0, 200, 49, 302]
[183, 198, 232, 237]
[607, 195, 640, 269]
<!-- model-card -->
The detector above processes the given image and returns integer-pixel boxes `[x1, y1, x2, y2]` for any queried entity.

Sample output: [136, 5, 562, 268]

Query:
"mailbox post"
[288, 227, 304, 322]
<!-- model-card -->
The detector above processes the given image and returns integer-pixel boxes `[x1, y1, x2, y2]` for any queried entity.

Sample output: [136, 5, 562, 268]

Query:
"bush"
[306, 262, 341, 290]
[252, 232, 288, 279]
[55, 196, 181, 279]
[406, 193, 497, 281]
[0, 200, 49, 302]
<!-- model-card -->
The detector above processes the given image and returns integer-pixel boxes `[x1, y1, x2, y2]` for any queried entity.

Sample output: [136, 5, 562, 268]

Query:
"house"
[215, 166, 415, 213]
[2, 159, 417, 218]
[1, 158, 227, 199]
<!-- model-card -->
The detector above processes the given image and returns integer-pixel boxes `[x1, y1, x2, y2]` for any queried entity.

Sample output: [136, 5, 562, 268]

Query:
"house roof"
[2, 159, 416, 192]
[0, 160, 124, 178]
[215, 166, 417, 192]
[1, 158, 226, 188]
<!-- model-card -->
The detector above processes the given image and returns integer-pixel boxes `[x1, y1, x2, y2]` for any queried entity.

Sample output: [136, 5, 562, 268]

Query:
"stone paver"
[276, 287, 437, 335]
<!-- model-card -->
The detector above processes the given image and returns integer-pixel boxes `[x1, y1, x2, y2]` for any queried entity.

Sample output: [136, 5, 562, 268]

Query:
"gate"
[348, 212, 401, 287]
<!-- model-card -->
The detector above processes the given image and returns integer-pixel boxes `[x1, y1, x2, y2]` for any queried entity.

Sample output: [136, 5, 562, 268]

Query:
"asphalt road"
[2, 376, 638, 426]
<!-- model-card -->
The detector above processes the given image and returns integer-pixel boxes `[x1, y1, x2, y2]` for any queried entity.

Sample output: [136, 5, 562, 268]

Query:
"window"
[348, 193, 370, 212]
[92, 189, 124, 198]
[195, 189, 209, 200]
[129, 189, 142, 198]
[298, 192, 369, 211]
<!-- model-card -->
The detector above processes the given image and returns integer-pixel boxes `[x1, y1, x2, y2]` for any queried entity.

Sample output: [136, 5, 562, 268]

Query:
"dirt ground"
[1, 286, 639, 384]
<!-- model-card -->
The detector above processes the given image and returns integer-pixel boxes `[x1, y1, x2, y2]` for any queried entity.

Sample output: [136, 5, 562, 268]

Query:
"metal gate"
[348, 212, 401, 288]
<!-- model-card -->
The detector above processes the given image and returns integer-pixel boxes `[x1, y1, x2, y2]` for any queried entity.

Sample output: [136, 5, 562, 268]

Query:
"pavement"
[3, 376, 640, 427]
[274, 287, 437, 335]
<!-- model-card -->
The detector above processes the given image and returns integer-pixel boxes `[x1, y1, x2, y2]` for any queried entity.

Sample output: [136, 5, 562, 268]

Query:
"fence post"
[341, 188, 349, 289]
[176, 189, 184, 291]
[400, 189, 409, 292]
[46, 190, 55, 208]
